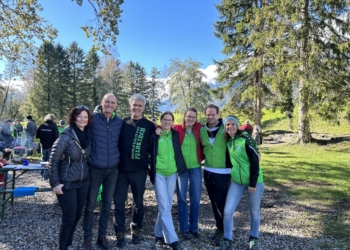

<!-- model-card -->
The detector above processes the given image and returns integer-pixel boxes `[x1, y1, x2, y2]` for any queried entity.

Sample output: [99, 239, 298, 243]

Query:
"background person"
[14, 119, 23, 145]
[25, 115, 37, 149]
[49, 106, 92, 250]
[220, 116, 264, 250]
[253, 122, 262, 145]
[149, 111, 187, 250]
[58, 120, 67, 135]
[239, 120, 254, 136]
[36, 114, 59, 181]
[83, 94, 123, 250]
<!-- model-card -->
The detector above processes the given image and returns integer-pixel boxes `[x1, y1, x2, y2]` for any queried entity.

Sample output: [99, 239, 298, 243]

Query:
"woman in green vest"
[220, 116, 264, 250]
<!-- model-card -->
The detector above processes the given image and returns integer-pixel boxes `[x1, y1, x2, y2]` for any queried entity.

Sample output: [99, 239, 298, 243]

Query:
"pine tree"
[168, 58, 212, 113]
[67, 41, 85, 107]
[28, 41, 58, 119]
[99, 54, 125, 114]
[213, 0, 268, 124]
[122, 61, 151, 116]
[254, 0, 350, 143]
[54, 43, 71, 119]
[148, 67, 167, 118]
[83, 49, 101, 109]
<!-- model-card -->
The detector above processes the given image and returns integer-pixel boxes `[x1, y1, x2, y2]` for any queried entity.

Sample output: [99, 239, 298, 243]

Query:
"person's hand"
[248, 186, 256, 193]
[61, 154, 65, 160]
[53, 184, 64, 195]
[155, 127, 162, 136]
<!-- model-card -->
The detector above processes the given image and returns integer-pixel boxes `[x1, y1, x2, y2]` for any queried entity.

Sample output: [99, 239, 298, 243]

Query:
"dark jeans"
[40, 147, 51, 180]
[57, 183, 89, 250]
[83, 166, 119, 239]
[113, 170, 147, 233]
[203, 170, 231, 231]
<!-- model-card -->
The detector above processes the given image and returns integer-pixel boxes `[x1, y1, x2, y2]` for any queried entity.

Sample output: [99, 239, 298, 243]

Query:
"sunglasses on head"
[76, 105, 89, 110]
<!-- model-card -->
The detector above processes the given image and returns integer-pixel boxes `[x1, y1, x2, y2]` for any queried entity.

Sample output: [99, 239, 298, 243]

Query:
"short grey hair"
[129, 94, 146, 105]
[44, 114, 56, 122]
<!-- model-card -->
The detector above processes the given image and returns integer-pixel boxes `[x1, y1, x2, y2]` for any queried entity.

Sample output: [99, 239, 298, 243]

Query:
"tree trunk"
[297, 0, 311, 143]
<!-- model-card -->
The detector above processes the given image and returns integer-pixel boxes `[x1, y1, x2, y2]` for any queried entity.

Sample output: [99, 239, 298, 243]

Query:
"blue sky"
[1, 0, 224, 77]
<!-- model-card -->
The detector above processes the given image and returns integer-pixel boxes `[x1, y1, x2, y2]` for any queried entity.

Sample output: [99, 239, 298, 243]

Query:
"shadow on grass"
[261, 117, 285, 129]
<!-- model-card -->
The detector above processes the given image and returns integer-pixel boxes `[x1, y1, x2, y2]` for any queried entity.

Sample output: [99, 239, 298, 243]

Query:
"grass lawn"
[261, 141, 350, 248]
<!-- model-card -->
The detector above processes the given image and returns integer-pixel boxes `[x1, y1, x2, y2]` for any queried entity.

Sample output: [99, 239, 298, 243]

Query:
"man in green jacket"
[57, 120, 66, 135]
[199, 104, 231, 246]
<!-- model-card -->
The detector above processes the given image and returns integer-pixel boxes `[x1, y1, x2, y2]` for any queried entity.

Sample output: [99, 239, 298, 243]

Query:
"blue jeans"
[154, 173, 178, 244]
[41, 147, 52, 180]
[223, 182, 264, 240]
[176, 167, 202, 233]
[83, 166, 119, 239]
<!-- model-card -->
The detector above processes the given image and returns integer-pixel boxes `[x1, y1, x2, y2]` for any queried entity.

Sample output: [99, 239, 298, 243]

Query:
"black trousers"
[203, 170, 231, 231]
[57, 184, 89, 250]
[113, 170, 147, 233]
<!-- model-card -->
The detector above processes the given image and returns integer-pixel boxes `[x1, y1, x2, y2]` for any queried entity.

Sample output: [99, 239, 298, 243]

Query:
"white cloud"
[200, 64, 218, 85]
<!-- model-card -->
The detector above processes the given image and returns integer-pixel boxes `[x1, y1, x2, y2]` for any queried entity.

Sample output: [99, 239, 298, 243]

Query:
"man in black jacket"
[25, 115, 37, 149]
[113, 94, 155, 246]
[36, 114, 59, 181]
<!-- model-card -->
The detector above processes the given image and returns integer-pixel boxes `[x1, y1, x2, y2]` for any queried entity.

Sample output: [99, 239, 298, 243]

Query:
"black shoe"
[190, 231, 201, 238]
[209, 229, 223, 246]
[220, 238, 233, 250]
[155, 236, 166, 246]
[131, 228, 141, 244]
[208, 229, 222, 241]
[180, 231, 192, 240]
[96, 236, 111, 250]
[169, 241, 181, 250]
[116, 232, 126, 247]
[82, 238, 92, 250]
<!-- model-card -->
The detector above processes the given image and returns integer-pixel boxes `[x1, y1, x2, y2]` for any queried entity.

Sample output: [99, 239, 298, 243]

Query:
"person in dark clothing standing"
[25, 115, 37, 149]
[113, 94, 155, 246]
[49, 106, 92, 250]
[36, 114, 59, 181]
[14, 119, 23, 146]
[200, 104, 232, 246]
[1, 119, 14, 149]
[83, 94, 123, 250]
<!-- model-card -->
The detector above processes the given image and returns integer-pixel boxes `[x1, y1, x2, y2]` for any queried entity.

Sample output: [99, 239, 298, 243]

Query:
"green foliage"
[214, 0, 350, 143]
[0, 0, 124, 62]
[168, 58, 212, 113]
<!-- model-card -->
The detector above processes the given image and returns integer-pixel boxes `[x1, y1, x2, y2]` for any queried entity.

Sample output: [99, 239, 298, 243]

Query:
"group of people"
[30, 93, 264, 250]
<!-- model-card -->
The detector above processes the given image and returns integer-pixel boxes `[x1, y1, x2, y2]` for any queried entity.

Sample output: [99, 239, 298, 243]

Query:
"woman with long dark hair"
[49, 106, 93, 250]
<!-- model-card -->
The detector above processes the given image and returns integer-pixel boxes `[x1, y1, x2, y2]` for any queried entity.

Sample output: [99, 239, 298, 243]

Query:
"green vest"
[156, 132, 177, 176]
[227, 134, 263, 185]
[182, 131, 200, 169]
[200, 125, 227, 168]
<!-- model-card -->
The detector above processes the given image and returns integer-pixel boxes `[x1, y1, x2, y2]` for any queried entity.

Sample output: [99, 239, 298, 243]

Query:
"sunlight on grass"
[261, 108, 350, 135]
[261, 142, 350, 244]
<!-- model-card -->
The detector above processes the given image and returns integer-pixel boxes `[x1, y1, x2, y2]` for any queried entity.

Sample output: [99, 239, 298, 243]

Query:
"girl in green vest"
[220, 116, 264, 250]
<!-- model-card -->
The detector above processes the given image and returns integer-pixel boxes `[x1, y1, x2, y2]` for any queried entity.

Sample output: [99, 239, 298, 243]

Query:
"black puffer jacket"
[149, 128, 187, 185]
[49, 127, 91, 188]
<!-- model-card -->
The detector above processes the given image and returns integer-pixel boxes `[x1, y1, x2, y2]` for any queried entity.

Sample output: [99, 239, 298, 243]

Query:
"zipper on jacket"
[80, 154, 84, 182]
[65, 157, 71, 177]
